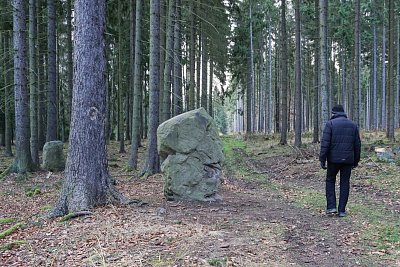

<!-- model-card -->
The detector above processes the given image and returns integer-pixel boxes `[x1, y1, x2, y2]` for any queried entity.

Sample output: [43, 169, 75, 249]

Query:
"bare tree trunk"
[381, 19, 386, 129]
[201, 27, 208, 110]
[49, 0, 127, 218]
[386, 0, 394, 140]
[353, 0, 361, 125]
[188, 0, 195, 111]
[196, 21, 201, 109]
[46, 0, 57, 141]
[294, 0, 302, 147]
[319, 0, 329, 133]
[161, 0, 175, 122]
[128, 0, 143, 170]
[143, 0, 161, 175]
[268, 24, 273, 134]
[3, 33, 13, 157]
[372, 25, 378, 129]
[208, 60, 213, 116]
[118, 0, 125, 153]
[66, 0, 73, 132]
[173, 0, 182, 116]
[279, 0, 288, 145]
[12, 0, 34, 173]
[29, 0, 39, 165]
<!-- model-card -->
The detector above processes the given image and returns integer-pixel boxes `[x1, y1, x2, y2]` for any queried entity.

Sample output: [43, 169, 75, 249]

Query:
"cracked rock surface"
[157, 108, 224, 201]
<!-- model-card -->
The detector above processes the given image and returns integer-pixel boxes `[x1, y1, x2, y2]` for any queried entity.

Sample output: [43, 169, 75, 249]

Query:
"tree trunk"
[196, 21, 201, 109]
[118, 0, 125, 153]
[143, 0, 161, 175]
[3, 33, 13, 157]
[312, 0, 320, 143]
[161, 0, 175, 123]
[173, 0, 182, 116]
[386, 0, 394, 140]
[188, 0, 195, 111]
[46, 0, 57, 142]
[29, 0, 39, 165]
[279, 0, 288, 145]
[12, 0, 34, 173]
[294, 0, 302, 147]
[372, 25, 378, 130]
[268, 24, 273, 134]
[128, 0, 143, 170]
[353, 0, 360, 125]
[319, 0, 329, 134]
[49, 0, 127, 218]
[66, 0, 73, 134]
[381, 20, 386, 129]
[201, 27, 208, 110]
[208, 60, 213, 116]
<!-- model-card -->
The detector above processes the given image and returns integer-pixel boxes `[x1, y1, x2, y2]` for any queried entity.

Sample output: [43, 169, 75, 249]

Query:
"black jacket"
[319, 112, 361, 165]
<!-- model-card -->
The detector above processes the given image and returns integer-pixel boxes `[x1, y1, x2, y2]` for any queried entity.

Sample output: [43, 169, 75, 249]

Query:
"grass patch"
[221, 135, 247, 159]
[208, 257, 227, 266]
[0, 218, 17, 224]
[0, 222, 23, 239]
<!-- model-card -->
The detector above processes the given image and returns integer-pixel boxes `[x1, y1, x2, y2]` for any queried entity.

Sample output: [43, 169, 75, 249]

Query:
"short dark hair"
[331, 104, 344, 113]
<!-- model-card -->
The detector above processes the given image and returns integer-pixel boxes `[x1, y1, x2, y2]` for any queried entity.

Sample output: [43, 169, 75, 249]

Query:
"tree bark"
[319, 0, 329, 134]
[173, 0, 182, 116]
[201, 27, 208, 110]
[128, 0, 143, 170]
[386, 0, 394, 140]
[294, 0, 302, 147]
[46, 0, 57, 141]
[12, 0, 34, 173]
[143, 0, 161, 175]
[49, 0, 127, 218]
[279, 0, 288, 145]
[29, 0, 39, 165]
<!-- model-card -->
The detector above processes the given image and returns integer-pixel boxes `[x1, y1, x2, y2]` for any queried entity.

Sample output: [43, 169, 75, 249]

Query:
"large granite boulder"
[158, 108, 224, 201]
[42, 141, 66, 171]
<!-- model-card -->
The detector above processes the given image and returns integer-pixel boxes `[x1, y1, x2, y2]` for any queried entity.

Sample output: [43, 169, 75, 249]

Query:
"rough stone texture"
[158, 108, 224, 201]
[42, 141, 65, 171]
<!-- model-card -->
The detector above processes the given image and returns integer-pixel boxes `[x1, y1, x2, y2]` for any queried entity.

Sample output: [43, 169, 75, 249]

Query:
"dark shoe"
[338, 212, 347, 217]
[326, 208, 337, 215]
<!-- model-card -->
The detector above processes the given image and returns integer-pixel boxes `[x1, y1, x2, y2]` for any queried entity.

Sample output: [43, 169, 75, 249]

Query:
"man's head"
[331, 104, 344, 114]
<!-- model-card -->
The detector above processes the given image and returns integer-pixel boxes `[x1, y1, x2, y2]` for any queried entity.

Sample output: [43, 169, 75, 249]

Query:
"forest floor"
[0, 132, 399, 267]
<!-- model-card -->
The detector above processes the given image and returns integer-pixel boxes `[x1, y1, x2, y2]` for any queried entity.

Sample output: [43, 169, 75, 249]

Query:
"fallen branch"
[59, 211, 93, 222]
[0, 165, 12, 180]
[0, 222, 23, 239]
[366, 156, 386, 172]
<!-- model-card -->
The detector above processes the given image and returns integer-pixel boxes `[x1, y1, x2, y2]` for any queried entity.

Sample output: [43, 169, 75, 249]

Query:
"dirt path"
[1, 143, 399, 266]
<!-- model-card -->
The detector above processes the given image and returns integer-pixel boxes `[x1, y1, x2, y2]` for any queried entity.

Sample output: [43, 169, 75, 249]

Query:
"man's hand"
[320, 161, 327, 170]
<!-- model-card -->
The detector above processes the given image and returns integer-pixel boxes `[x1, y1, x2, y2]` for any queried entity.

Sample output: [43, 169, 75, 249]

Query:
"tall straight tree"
[319, 0, 329, 132]
[386, 0, 394, 140]
[312, 0, 320, 143]
[279, 0, 288, 145]
[3, 33, 13, 157]
[49, 0, 127, 217]
[29, 0, 39, 165]
[201, 27, 208, 109]
[188, 0, 196, 111]
[372, 24, 378, 129]
[381, 18, 386, 129]
[128, 0, 143, 170]
[246, 1, 254, 133]
[12, 0, 34, 173]
[173, 0, 182, 116]
[143, 0, 161, 175]
[353, 0, 361, 125]
[161, 0, 175, 123]
[66, 0, 73, 127]
[46, 0, 57, 141]
[294, 0, 302, 147]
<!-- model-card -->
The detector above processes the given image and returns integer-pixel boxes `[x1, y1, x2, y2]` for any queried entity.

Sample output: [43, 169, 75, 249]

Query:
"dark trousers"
[326, 162, 352, 212]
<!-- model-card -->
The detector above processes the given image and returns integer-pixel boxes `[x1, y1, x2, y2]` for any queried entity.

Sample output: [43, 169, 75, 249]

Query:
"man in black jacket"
[319, 105, 361, 217]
